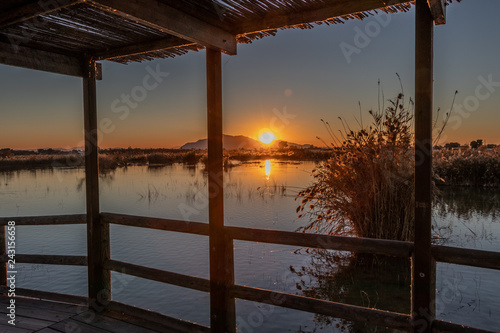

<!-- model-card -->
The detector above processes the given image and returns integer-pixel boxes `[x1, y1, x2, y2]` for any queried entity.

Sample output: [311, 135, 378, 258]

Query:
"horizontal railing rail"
[105, 259, 210, 293]
[231, 284, 412, 331]
[432, 319, 497, 333]
[0, 254, 87, 266]
[2, 212, 500, 333]
[431, 245, 500, 270]
[0, 286, 88, 305]
[0, 214, 86, 226]
[106, 300, 210, 333]
[101, 212, 209, 236]
[227, 225, 414, 257]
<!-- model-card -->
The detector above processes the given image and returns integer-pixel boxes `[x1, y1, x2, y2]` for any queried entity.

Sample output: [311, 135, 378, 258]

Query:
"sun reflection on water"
[264, 159, 271, 180]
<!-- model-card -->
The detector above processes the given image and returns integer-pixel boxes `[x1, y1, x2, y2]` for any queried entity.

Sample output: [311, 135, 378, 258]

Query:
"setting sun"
[258, 131, 277, 145]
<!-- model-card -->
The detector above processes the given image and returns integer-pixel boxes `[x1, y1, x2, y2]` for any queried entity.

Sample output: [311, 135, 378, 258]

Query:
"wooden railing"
[1, 213, 499, 333]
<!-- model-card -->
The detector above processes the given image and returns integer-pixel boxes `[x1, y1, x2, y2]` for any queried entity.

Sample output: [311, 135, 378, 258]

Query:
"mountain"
[180, 135, 311, 150]
[181, 135, 262, 150]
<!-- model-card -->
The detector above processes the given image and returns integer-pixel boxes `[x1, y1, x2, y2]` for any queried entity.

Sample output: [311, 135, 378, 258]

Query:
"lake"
[1, 161, 499, 332]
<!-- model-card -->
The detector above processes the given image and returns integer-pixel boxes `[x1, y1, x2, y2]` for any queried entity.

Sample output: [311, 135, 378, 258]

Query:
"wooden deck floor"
[0, 296, 186, 333]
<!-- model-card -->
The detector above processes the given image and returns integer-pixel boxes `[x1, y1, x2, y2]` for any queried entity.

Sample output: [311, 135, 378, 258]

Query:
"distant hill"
[181, 135, 261, 150]
[180, 135, 311, 150]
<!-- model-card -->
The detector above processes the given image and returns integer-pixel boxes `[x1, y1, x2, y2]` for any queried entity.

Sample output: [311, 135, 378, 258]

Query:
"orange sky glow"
[1, 1, 500, 150]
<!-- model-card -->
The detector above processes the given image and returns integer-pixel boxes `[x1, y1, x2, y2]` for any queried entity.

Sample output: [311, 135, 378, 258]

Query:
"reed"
[297, 92, 416, 241]
[434, 148, 500, 187]
[0, 154, 84, 170]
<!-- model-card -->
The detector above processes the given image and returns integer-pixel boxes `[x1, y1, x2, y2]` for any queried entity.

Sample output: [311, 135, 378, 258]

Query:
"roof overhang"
[0, 0, 454, 78]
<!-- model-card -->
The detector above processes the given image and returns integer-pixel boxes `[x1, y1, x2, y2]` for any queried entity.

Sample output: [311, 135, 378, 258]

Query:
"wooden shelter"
[1, 0, 498, 332]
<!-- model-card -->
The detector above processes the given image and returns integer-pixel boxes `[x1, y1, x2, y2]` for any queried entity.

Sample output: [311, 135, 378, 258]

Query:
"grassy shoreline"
[0, 148, 331, 172]
[2, 147, 500, 187]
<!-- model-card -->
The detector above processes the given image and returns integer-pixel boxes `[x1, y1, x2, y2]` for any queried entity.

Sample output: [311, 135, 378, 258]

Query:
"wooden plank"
[33, 329, 61, 333]
[428, 0, 446, 25]
[0, 214, 86, 226]
[104, 310, 187, 333]
[206, 47, 235, 333]
[0, 288, 87, 306]
[0, 0, 82, 28]
[432, 246, 500, 270]
[0, 42, 101, 79]
[101, 213, 209, 236]
[235, 0, 409, 35]
[4, 314, 54, 331]
[0, 254, 87, 266]
[0, 323, 33, 333]
[88, 0, 237, 54]
[49, 318, 112, 333]
[83, 57, 110, 309]
[105, 303, 210, 333]
[93, 36, 195, 61]
[105, 259, 210, 293]
[0, 295, 87, 314]
[72, 311, 157, 333]
[227, 226, 414, 257]
[412, 1, 435, 333]
[0, 303, 74, 322]
[231, 284, 412, 331]
[432, 320, 498, 333]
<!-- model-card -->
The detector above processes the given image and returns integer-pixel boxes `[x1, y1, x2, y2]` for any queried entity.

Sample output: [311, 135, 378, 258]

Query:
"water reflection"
[2, 164, 499, 331]
[290, 251, 410, 333]
[433, 187, 500, 248]
[265, 159, 271, 180]
[435, 187, 500, 219]
[290, 186, 500, 332]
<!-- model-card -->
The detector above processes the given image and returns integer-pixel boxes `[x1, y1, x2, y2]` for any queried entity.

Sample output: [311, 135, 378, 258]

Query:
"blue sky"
[1, 0, 499, 149]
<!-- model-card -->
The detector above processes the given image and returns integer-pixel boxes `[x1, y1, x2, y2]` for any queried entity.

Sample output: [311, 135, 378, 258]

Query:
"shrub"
[297, 93, 415, 241]
[147, 153, 174, 165]
[181, 151, 201, 165]
[99, 155, 119, 171]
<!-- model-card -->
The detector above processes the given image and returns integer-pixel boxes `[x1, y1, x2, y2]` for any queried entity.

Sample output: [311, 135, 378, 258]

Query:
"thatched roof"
[0, 0, 458, 71]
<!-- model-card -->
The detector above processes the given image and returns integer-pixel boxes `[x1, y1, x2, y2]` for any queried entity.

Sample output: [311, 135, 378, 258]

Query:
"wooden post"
[83, 57, 111, 310]
[412, 1, 435, 332]
[206, 48, 236, 333]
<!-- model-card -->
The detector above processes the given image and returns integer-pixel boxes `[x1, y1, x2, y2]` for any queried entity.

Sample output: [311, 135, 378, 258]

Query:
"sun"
[259, 131, 277, 145]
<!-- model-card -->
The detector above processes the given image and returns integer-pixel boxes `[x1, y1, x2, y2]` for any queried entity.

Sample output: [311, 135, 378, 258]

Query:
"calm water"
[1, 161, 499, 332]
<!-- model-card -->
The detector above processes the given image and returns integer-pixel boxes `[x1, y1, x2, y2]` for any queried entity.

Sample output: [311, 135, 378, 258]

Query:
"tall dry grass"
[297, 93, 416, 241]
[0, 154, 84, 170]
[434, 148, 500, 187]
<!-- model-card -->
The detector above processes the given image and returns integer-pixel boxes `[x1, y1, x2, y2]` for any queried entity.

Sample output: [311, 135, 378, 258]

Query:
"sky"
[1, 0, 499, 149]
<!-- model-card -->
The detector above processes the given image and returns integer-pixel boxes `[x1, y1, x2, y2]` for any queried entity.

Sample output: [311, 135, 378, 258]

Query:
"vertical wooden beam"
[83, 57, 111, 310]
[428, 0, 446, 25]
[412, 1, 435, 332]
[225, 233, 236, 331]
[207, 48, 236, 333]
